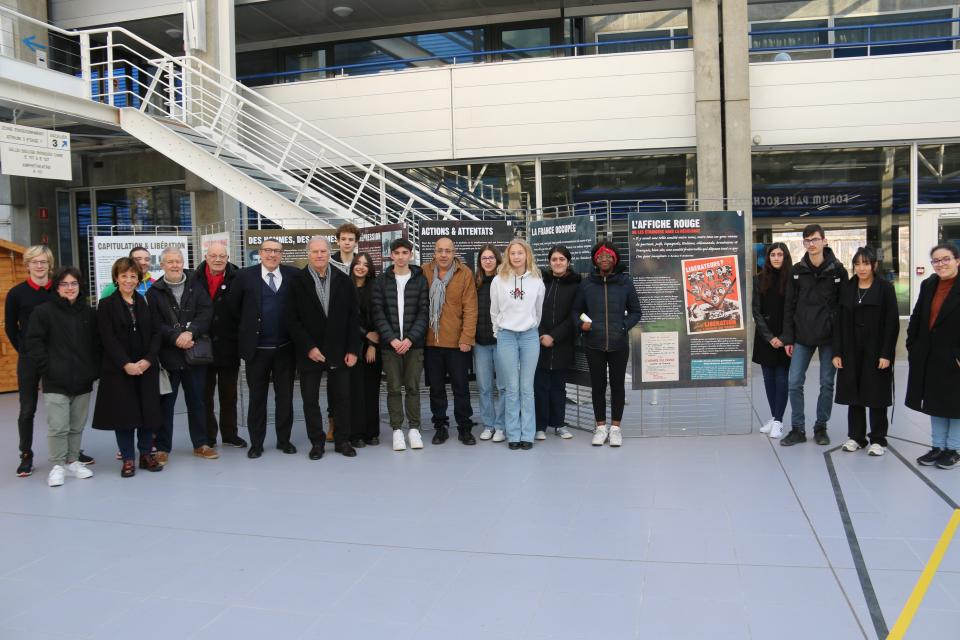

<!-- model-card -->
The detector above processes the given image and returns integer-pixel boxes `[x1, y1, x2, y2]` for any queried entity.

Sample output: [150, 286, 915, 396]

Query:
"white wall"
[256, 49, 697, 164]
[751, 50, 960, 146]
[51, 0, 180, 28]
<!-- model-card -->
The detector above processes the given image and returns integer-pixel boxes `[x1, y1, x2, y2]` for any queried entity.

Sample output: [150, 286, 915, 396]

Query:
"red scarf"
[205, 263, 225, 300]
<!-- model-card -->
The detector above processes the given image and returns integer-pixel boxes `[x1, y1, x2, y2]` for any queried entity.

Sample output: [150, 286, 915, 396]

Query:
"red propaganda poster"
[682, 255, 744, 335]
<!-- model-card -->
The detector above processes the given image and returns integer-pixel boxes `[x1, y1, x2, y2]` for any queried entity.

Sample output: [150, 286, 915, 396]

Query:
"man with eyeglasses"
[780, 224, 848, 447]
[227, 239, 298, 458]
[191, 242, 247, 449]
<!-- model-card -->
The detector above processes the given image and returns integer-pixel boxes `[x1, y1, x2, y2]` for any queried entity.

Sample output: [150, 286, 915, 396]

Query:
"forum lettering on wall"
[418, 219, 515, 269]
[628, 211, 748, 389]
[528, 216, 597, 273]
[93, 235, 190, 299]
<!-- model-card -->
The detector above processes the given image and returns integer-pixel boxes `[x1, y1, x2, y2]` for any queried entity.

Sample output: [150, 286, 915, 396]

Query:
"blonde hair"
[23, 245, 54, 278]
[497, 239, 541, 280]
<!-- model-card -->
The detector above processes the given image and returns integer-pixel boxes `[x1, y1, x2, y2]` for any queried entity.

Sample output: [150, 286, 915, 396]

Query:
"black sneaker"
[780, 429, 807, 447]
[935, 449, 960, 470]
[16, 451, 33, 477]
[917, 447, 943, 466]
[813, 426, 830, 446]
[222, 437, 248, 449]
[78, 450, 95, 465]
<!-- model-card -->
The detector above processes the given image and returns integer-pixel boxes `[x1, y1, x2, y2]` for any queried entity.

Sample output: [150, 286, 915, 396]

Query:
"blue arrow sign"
[22, 35, 47, 53]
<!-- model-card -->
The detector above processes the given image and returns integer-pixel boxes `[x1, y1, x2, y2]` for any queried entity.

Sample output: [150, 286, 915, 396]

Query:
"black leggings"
[847, 405, 889, 447]
[585, 347, 629, 423]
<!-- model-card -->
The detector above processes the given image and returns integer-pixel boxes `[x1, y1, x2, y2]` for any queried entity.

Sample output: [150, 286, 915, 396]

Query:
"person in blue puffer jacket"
[571, 241, 642, 447]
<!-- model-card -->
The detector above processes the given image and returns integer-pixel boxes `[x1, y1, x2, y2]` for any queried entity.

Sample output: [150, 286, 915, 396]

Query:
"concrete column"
[721, 0, 752, 220]
[879, 147, 896, 273]
[691, 0, 724, 210]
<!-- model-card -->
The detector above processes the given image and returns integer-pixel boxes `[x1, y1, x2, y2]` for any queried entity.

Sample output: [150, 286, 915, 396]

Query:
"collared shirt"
[26, 278, 52, 291]
[261, 264, 282, 290]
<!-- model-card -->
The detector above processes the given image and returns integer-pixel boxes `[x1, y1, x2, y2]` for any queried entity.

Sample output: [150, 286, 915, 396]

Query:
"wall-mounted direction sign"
[0, 122, 71, 181]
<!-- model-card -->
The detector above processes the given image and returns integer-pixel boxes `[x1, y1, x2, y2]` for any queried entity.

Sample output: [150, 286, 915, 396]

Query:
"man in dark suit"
[227, 239, 298, 458]
[287, 237, 362, 459]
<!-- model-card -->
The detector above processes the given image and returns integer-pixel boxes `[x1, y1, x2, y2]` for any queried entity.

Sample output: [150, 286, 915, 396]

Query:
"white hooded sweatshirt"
[490, 270, 545, 335]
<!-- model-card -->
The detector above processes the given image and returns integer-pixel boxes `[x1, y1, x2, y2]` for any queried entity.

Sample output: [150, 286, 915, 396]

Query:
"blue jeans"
[473, 344, 504, 431]
[931, 416, 960, 451]
[158, 366, 209, 451]
[761, 365, 789, 422]
[496, 328, 539, 443]
[788, 343, 836, 431]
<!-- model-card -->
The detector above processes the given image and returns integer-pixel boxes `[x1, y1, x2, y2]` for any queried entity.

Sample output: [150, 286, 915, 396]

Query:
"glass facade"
[918, 143, 960, 205]
[541, 154, 694, 208]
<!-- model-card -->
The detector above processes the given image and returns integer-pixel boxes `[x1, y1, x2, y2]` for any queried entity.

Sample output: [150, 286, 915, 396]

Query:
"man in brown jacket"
[424, 237, 479, 445]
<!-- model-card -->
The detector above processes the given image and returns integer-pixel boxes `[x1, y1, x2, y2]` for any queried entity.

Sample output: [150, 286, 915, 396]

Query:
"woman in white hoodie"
[491, 239, 545, 449]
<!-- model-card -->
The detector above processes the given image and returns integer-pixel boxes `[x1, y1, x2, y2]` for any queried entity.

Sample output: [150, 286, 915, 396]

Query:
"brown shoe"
[326, 417, 336, 443]
[154, 451, 169, 466]
[139, 454, 163, 472]
[193, 445, 219, 460]
[121, 460, 135, 478]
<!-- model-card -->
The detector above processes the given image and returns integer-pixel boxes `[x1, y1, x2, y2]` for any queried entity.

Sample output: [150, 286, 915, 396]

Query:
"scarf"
[308, 266, 331, 316]
[205, 263, 225, 301]
[430, 261, 457, 340]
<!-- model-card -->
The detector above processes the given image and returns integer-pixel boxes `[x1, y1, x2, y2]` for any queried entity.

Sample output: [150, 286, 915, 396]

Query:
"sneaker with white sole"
[867, 443, 885, 457]
[609, 426, 623, 447]
[842, 439, 861, 452]
[760, 418, 774, 434]
[492, 429, 506, 442]
[65, 461, 93, 479]
[48, 465, 65, 487]
[408, 429, 424, 449]
[556, 426, 573, 439]
[479, 428, 494, 441]
[392, 429, 406, 451]
[535, 430, 547, 441]
[769, 421, 784, 439]
[592, 426, 608, 446]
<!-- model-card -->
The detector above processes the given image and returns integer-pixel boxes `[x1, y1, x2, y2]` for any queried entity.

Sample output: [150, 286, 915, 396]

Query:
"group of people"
[7, 223, 643, 486]
[752, 223, 960, 469]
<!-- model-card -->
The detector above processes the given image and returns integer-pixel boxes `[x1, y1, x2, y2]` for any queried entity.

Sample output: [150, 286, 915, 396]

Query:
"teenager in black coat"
[348, 253, 383, 447]
[91, 258, 164, 477]
[908, 243, 960, 469]
[534, 245, 581, 440]
[752, 243, 793, 439]
[832, 247, 899, 456]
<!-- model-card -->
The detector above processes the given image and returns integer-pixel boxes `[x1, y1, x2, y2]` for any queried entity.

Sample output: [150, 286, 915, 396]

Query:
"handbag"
[159, 367, 172, 395]
[184, 335, 214, 366]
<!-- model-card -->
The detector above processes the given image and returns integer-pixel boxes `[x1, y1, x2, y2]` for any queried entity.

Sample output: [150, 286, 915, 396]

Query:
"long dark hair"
[475, 243, 502, 287]
[351, 252, 376, 286]
[547, 245, 574, 276]
[759, 243, 792, 295]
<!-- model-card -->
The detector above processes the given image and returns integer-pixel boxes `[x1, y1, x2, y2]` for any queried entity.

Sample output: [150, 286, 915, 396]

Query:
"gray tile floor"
[1, 363, 958, 639]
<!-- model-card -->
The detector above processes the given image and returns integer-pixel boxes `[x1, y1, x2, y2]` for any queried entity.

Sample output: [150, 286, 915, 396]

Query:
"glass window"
[76, 190, 92, 292]
[835, 9, 954, 57]
[56, 191, 73, 268]
[500, 26, 553, 59]
[284, 49, 326, 83]
[749, 19, 830, 62]
[584, 10, 689, 54]
[237, 49, 280, 86]
[403, 162, 536, 213]
[918, 144, 960, 205]
[541, 154, 694, 208]
[596, 28, 690, 53]
[333, 28, 485, 76]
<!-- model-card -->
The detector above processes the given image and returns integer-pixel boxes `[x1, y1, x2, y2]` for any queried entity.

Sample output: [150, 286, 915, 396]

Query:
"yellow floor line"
[887, 509, 960, 640]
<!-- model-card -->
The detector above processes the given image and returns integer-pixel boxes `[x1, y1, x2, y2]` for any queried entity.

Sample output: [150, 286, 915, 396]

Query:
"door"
[913, 205, 960, 308]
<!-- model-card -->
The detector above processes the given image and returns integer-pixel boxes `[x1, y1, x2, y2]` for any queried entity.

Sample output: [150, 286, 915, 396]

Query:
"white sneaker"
[492, 429, 506, 443]
[408, 429, 424, 450]
[48, 465, 65, 487]
[479, 428, 494, 441]
[609, 426, 623, 447]
[65, 461, 93, 479]
[535, 430, 547, 441]
[768, 421, 784, 439]
[392, 429, 406, 451]
[867, 443, 885, 457]
[556, 427, 574, 439]
[592, 426, 608, 446]
[842, 439, 861, 452]
[760, 418, 774, 434]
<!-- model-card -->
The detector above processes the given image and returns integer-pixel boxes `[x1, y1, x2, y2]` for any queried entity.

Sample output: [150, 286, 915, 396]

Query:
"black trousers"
[847, 405, 889, 447]
[300, 366, 351, 446]
[585, 347, 629, 423]
[205, 364, 240, 445]
[16, 355, 40, 454]
[425, 347, 473, 428]
[245, 345, 294, 448]
[534, 367, 569, 430]
[349, 353, 382, 441]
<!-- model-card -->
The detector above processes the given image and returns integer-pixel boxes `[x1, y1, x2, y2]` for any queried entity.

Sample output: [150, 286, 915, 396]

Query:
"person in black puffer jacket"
[535, 245, 581, 441]
[571, 241, 642, 448]
[780, 224, 848, 448]
[25, 267, 100, 486]
[752, 243, 793, 440]
[473, 244, 506, 441]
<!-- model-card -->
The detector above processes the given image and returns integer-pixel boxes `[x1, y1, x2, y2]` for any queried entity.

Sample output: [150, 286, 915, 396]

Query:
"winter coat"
[751, 274, 791, 368]
[906, 274, 960, 418]
[91, 291, 161, 431]
[422, 258, 478, 348]
[538, 270, 581, 370]
[832, 277, 899, 408]
[475, 274, 497, 346]
[25, 296, 100, 396]
[356, 279, 378, 351]
[4, 279, 54, 353]
[227, 263, 299, 362]
[782, 247, 847, 346]
[370, 265, 429, 349]
[191, 261, 240, 367]
[571, 264, 642, 352]
[147, 271, 213, 371]
[286, 265, 362, 371]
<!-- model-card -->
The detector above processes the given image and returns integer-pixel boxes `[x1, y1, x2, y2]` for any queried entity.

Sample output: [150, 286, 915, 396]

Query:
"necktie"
[267, 271, 278, 293]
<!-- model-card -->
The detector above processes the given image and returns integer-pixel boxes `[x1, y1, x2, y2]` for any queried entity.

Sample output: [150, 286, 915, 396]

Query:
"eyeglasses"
[28, 259, 49, 266]
[480, 256, 496, 261]
[802, 238, 824, 246]
[260, 248, 282, 255]
[58, 281, 79, 289]
[931, 257, 957, 266]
